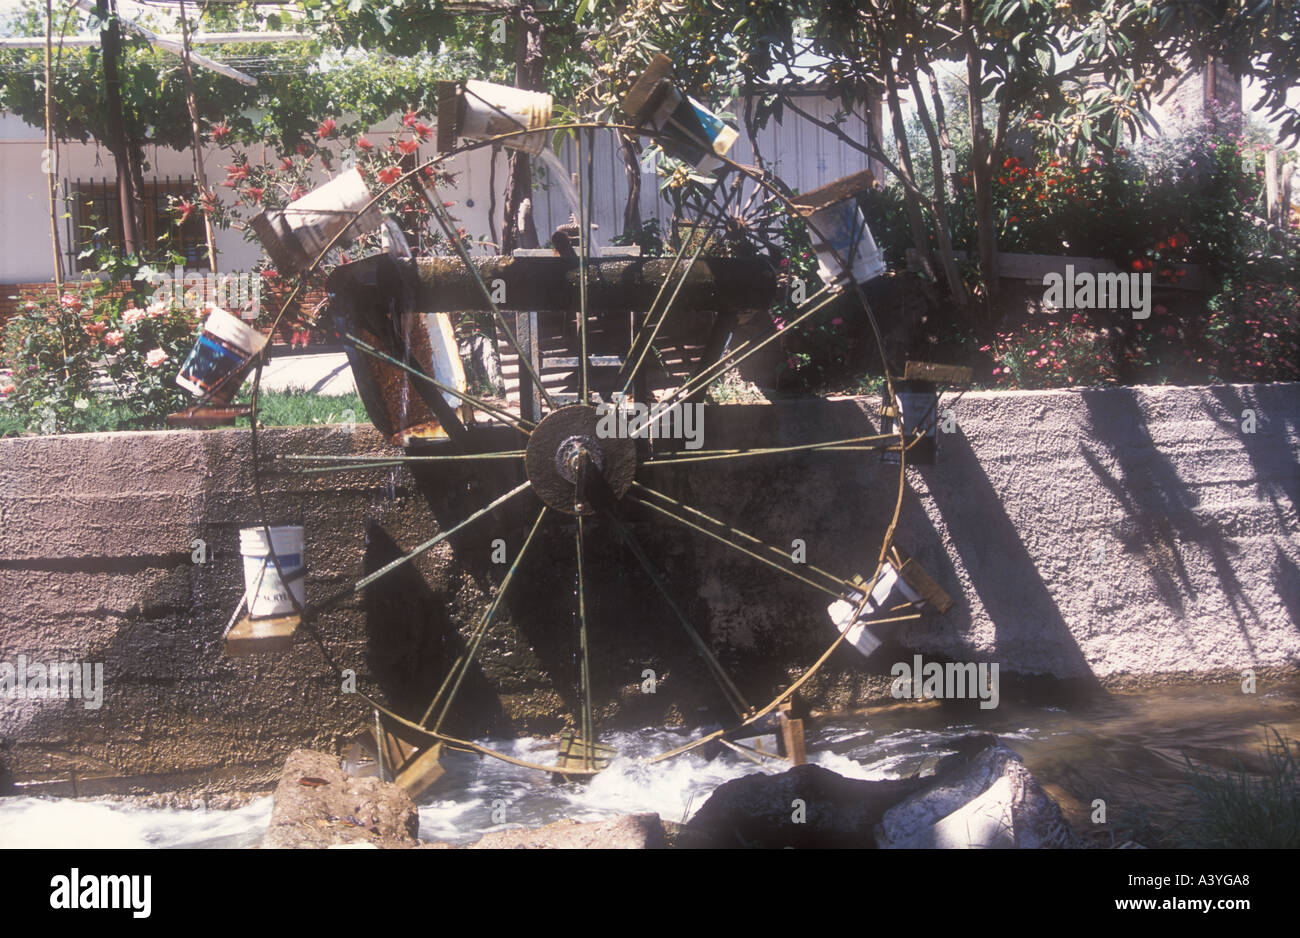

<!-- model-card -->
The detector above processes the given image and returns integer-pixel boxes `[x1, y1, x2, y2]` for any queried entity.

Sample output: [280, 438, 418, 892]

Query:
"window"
[67, 177, 209, 272]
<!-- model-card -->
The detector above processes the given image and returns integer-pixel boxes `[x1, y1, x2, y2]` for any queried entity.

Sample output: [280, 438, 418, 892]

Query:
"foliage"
[1202, 278, 1300, 384]
[979, 314, 1120, 389]
[1180, 728, 1300, 849]
[1, 281, 199, 435]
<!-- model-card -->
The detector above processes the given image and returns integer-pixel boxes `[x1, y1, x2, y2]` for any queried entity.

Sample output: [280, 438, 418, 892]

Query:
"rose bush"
[2, 284, 200, 434]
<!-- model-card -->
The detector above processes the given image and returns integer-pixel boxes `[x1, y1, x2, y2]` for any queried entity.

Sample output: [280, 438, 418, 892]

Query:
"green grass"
[238, 390, 368, 427]
[0, 405, 26, 437]
[0, 391, 367, 436]
[1179, 727, 1300, 848]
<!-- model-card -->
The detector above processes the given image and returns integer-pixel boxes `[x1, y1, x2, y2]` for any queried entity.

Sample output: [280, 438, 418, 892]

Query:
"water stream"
[536, 148, 600, 257]
[2, 679, 1297, 848]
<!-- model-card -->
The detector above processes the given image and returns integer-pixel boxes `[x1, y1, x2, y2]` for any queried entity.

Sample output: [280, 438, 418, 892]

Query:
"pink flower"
[0, 383, 15, 395]
[317, 118, 337, 139]
[123, 308, 146, 327]
[104, 330, 124, 348]
[60, 293, 82, 310]
[145, 348, 168, 368]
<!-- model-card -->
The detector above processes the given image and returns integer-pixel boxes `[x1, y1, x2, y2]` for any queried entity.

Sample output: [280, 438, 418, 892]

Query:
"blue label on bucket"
[688, 99, 726, 144]
[178, 333, 249, 394]
[264, 553, 302, 569]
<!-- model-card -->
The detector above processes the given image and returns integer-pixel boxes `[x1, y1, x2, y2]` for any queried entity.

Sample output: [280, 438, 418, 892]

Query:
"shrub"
[1201, 279, 1300, 384]
[982, 315, 1120, 389]
[2, 285, 200, 434]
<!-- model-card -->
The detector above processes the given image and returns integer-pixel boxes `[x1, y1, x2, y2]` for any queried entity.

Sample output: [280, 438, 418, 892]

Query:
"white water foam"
[0, 795, 272, 849]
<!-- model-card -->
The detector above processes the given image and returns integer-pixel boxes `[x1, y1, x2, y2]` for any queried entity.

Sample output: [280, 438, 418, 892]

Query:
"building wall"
[1, 382, 1296, 796]
[0, 94, 881, 286]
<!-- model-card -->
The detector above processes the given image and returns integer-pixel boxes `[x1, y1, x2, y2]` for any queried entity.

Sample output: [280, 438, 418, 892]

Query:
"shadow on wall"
[1080, 389, 1258, 650]
[914, 428, 1101, 683]
[1204, 384, 1299, 532]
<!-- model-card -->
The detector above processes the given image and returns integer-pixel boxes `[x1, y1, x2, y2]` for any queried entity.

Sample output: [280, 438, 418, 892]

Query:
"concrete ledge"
[1, 382, 1297, 793]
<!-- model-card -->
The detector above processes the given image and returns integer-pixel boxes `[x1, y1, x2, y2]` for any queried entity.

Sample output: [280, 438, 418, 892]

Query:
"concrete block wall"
[0, 382, 1296, 795]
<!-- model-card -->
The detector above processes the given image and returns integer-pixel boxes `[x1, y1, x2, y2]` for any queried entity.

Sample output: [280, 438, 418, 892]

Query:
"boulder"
[681, 764, 927, 848]
[467, 813, 666, 849]
[261, 749, 421, 849]
[875, 734, 1086, 848]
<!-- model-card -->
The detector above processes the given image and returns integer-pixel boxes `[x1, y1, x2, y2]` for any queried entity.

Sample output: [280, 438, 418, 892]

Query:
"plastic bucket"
[461, 80, 553, 156]
[806, 199, 886, 289]
[176, 306, 268, 398]
[238, 524, 306, 619]
[826, 562, 923, 659]
[644, 87, 738, 172]
[251, 168, 385, 275]
[881, 380, 939, 466]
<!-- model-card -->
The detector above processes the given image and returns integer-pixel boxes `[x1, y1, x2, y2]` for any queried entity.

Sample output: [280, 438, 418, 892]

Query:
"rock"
[681, 764, 927, 848]
[875, 734, 1086, 848]
[467, 813, 666, 849]
[261, 749, 421, 849]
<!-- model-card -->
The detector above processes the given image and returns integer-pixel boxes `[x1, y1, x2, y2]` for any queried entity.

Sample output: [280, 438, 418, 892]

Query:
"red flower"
[402, 110, 418, 127]
[398, 139, 419, 155]
[377, 166, 403, 185]
[177, 200, 194, 222]
[244, 186, 265, 205]
[281, 157, 295, 171]
[1003, 157, 1018, 169]
[317, 118, 337, 139]
[357, 135, 373, 151]
[224, 162, 249, 184]
[413, 121, 434, 142]
[210, 123, 232, 142]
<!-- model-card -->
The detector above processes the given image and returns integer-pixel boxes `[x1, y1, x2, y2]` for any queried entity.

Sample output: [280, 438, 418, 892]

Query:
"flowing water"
[536, 148, 600, 256]
[2, 679, 1297, 848]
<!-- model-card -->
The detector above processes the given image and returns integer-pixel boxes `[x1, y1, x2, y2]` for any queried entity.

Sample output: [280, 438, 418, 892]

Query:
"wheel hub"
[525, 405, 636, 515]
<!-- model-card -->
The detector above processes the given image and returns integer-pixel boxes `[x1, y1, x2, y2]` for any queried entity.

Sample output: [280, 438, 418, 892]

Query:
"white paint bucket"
[251, 168, 385, 275]
[238, 525, 306, 619]
[827, 563, 923, 659]
[176, 306, 268, 398]
[806, 199, 886, 289]
[461, 80, 552, 156]
[643, 87, 738, 173]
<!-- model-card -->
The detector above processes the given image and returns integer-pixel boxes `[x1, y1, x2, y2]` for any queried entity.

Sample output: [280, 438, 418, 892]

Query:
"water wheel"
[239, 107, 955, 787]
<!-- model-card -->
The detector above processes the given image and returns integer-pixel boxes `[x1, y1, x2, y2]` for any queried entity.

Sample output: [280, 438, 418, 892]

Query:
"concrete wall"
[1, 382, 1297, 796]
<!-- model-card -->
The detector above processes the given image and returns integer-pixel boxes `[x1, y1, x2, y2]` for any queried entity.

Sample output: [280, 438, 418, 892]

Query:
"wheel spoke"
[604, 507, 750, 719]
[279, 451, 527, 464]
[631, 288, 837, 437]
[618, 187, 722, 400]
[640, 433, 895, 466]
[578, 129, 591, 406]
[576, 514, 595, 767]
[420, 182, 559, 413]
[423, 505, 550, 732]
[646, 609, 922, 765]
[341, 330, 534, 435]
[628, 482, 847, 597]
[357, 480, 531, 594]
